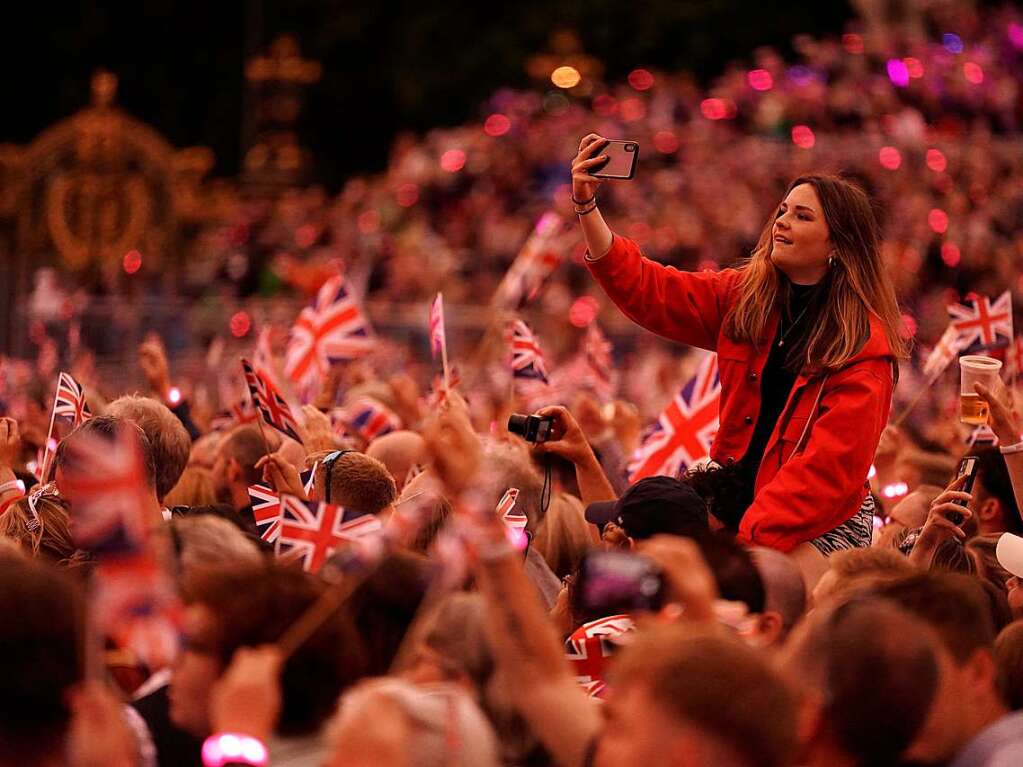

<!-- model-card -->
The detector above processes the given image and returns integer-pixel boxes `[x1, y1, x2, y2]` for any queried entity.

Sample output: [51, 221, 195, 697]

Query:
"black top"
[734, 281, 820, 514]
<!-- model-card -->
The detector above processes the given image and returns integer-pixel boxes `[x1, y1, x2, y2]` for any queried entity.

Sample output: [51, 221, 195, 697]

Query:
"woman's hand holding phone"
[571, 133, 608, 202]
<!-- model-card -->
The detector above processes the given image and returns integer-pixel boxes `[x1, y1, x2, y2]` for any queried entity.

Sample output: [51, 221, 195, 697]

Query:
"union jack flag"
[565, 614, 635, 699]
[948, 291, 1013, 352]
[510, 320, 549, 384]
[1006, 336, 1023, 382]
[581, 323, 615, 400]
[335, 397, 400, 444]
[284, 276, 375, 391]
[429, 293, 446, 360]
[275, 495, 383, 574]
[53, 371, 91, 427]
[241, 358, 303, 443]
[494, 212, 569, 309]
[628, 354, 720, 483]
[58, 423, 150, 554]
[248, 483, 282, 542]
[210, 399, 258, 432]
[922, 324, 966, 380]
[496, 487, 526, 531]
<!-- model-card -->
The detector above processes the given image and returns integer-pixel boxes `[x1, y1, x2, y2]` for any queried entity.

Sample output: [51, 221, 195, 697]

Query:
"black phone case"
[589, 141, 639, 180]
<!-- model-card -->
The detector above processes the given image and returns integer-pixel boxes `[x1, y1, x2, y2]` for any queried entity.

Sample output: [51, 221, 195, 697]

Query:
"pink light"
[698, 259, 718, 272]
[1010, 22, 1023, 49]
[791, 125, 815, 149]
[887, 59, 910, 87]
[505, 525, 529, 551]
[653, 130, 679, 154]
[47, 438, 58, 452]
[941, 242, 961, 267]
[904, 58, 924, 79]
[879, 146, 902, 170]
[842, 33, 864, 54]
[700, 98, 727, 120]
[882, 481, 909, 499]
[928, 209, 949, 234]
[396, 182, 419, 207]
[620, 97, 646, 122]
[747, 69, 773, 91]
[963, 62, 984, 84]
[123, 250, 142, 274]
[294, 224, 318, 249]
[925, 149, 947, 172]
[593, 94, 618, 116]
[440, 149, 466, 173]
[627, 68, 654, 91]
[167, 387, 182, 405]
[484, 113, 511, 137]
[569, 296, 599, 327]
[229, 311, 251, 338]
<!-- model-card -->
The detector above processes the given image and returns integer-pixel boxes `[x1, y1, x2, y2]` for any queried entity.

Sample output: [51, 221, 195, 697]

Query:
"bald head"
[751, 547, 807, 638]
[366, 431, 427, 491]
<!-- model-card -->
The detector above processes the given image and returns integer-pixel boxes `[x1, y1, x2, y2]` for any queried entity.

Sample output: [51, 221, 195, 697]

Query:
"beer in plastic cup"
[959, 355, 1002, 425]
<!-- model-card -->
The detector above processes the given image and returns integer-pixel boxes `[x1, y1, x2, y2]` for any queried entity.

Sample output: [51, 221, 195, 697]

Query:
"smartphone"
[573, 550, 664, 617]
[949, 455, 979, 526]
[589, 140, 640, 180]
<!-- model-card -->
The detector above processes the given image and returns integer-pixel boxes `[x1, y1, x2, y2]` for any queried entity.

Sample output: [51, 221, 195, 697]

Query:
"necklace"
[777, 303, 811, 347]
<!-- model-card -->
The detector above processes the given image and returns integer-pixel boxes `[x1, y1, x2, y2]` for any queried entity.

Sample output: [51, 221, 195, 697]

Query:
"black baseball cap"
[585, 476, 709, 541]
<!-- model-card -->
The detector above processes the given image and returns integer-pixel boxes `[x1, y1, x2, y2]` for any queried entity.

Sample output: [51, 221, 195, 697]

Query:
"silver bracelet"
[999, 439, 1023, 455]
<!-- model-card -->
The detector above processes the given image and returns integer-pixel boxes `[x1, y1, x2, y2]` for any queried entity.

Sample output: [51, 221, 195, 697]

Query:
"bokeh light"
[963, 62, 984, 84]
[483, 113, 511, 137]
[167, 387, 182, 405]
[653, 130, 679, 154]
[942, 33, 964, 54]
[619, 97, 646, 122]
[841, 33, 864, 54]
[747, 69, 773, 91]
[904, 57, 924, 78]
[700, 98, 727, 120]
[925, 149, 947, 172]
[941, 242, 961, 267]
[593, 94, 617, 116]
[551, 66, 581, 89]
[229, 311, 251, 338]
[396, 182, 419, 207]
[627, 68, 654, 91]
[569, 295, 599, 327]
[928, 208, 949, 234]
[791, 125, 815, 149]
[878, 146, 902, 170]
[886, 59, 910, 87]
[787, 66, 814, 86]
[1010, 22, 1023, 49]
[440, 149, 466, 172]
[357, 210, 380, 234]
[123, 250, 142, 274]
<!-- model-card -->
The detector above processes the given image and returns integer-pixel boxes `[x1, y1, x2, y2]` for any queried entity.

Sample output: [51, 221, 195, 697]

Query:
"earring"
[828, 255, 837, 268]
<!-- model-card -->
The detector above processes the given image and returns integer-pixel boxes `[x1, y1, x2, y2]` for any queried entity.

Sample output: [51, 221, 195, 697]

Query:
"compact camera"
[507, 413, 555, 443]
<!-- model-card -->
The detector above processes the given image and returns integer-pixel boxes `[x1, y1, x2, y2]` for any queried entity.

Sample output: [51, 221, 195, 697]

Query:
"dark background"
[3, 0, 853, 189]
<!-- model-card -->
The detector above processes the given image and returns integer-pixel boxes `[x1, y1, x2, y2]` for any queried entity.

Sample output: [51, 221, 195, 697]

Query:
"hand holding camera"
[511, 405, 593, 465]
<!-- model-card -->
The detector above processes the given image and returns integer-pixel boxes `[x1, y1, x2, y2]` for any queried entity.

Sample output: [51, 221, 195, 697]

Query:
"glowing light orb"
[551, 66, 581, 89]
[484, 113, 511, 137]
[879, 146, 902, 170]
[123, 250, 142, 274]
[229, 311, 251, 338]
[627, 68, 654, 91]
[791, 125, 815, 149]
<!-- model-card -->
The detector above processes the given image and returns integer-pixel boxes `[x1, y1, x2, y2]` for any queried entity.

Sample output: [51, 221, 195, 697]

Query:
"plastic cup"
[959, 355, 1002, 425]
[996, 533, 1023, 578]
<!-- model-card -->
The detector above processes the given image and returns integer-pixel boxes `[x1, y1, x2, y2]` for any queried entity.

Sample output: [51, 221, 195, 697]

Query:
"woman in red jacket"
[571, 133, 907, 583]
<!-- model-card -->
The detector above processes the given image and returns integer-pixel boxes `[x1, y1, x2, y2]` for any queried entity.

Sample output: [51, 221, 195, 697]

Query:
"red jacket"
[588, 235, 894, 552]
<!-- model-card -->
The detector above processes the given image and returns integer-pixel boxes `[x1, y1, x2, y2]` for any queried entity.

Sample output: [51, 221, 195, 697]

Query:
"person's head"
[585, 476, 709, 549]
[107, 394, 191, 503]
[325, 679, 499, 767]
[750, 547, 807, 646]
[0, 556, 83, 765]
[212, 425, 279, 510]
[0, 488, 84, 567]
[479, 439, 546, 533]
[172, 562, 367, 738]
[969, 446, 1022, 535]
[164, 466, 218, 508]
[365, 430, 427, 492]
[598, 626, 797, 767]
[725, 175, 907, 370]
[531, 492, 593, 579]
[870, 572, 1005, 763]
[315, 450, 398, 515]
[994, 620, 1023, 710]
[811, 546, 916, 608]
[778, 598, 940, 767]
[165, 514, 263, 577]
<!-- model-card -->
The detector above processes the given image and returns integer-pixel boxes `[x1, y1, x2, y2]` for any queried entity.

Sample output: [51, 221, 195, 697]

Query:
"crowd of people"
[3, 1, 1023, 766]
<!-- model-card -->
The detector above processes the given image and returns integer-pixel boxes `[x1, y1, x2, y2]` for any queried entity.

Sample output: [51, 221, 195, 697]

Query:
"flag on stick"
[509, 320, 549, 384]
[242, 358, 303, 443]
[922, 324, 967, 380]
[429, 292, 451, 392]
[494, 212, 570, 309]
[947, 291, 1013, 352]
[275, 495, 383, 574]
[54, 372, 91, 427]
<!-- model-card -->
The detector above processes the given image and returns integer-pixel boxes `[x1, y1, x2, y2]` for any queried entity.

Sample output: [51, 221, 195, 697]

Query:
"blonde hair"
[531, 493, 593, 578]
[724, 175, 908, 371]
[107, 395, 191, 500]
[0, 489, 85, 567]
[165, 466, 218, 508]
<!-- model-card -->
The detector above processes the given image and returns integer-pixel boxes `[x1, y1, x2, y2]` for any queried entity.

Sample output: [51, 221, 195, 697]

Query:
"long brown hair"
[724, 174, 908, 371]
